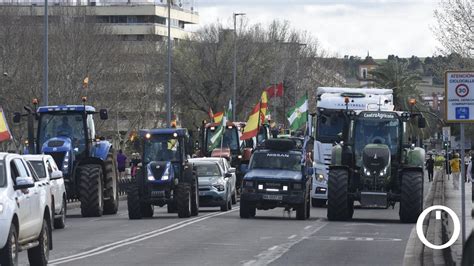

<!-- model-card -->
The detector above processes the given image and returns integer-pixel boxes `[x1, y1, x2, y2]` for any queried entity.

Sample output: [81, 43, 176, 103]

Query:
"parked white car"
[189, 157, 237, 204]
[24, 154, 67, 229]
[0, 152, 53, 266]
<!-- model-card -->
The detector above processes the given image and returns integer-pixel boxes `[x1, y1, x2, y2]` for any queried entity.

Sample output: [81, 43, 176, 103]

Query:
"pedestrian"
[117, 149, 127, 179]
[130, 153, 141, 177]
[434, 152, 445, 181]
[426, 154, 434, 182]
[467, 160, 472, 183]
[450, 153, 461, 190]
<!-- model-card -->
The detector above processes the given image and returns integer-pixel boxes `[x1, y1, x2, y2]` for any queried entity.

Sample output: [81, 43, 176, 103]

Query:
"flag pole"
[257, 96, 262, 144]
[220, 105, 225, 157]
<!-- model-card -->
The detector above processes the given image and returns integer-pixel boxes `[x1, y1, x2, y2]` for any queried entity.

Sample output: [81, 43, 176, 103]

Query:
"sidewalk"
[443, 173, 473, 264]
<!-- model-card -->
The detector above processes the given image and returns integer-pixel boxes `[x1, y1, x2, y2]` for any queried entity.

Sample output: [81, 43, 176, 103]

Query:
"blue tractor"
[34, 104, 119, 217]
[127, 128, 199, 219]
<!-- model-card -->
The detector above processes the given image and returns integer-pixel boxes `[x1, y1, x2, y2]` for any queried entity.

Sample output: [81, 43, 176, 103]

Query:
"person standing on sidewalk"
[434, 153, 445, 181]
[117, 149, 127, 179]
[426, 155, 435, 182]
[450, 153, 461, 190]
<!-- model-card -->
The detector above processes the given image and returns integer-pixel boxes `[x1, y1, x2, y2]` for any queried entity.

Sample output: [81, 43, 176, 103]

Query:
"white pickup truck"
[24, 154, 67, 229]
[0, 153, 53, 266]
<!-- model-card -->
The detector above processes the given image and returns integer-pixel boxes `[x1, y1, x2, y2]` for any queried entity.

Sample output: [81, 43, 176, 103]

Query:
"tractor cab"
[36, 105, 107, 175]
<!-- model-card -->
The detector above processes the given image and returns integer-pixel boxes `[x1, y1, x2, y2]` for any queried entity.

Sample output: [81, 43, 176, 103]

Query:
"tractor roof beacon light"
[408, 98, 416, 113]
[344, 96, 350, 111]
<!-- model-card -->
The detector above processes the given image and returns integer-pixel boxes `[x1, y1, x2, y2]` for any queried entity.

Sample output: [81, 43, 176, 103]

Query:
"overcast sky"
[191, 0, 441, 59]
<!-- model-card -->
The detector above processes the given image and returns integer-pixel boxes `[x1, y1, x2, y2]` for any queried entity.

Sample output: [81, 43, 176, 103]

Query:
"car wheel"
[0, 224, 18, 266]
[220, 191, 230, 212]
[54, 196, 66, 229]
[28, 218, 50, 265]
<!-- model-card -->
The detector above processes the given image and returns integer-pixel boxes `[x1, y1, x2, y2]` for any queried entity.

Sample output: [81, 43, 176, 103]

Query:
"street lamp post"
[166, 0, 172, 127]
[43, 0, 48, 106]
[233, 12, 245, 121]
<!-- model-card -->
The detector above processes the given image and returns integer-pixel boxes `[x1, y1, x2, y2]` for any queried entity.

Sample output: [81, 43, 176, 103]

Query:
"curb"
[66, 194, 127, 211]
[403, 171, 440, 266]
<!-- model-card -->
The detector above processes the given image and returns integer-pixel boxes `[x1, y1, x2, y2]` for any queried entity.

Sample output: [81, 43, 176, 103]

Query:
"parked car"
[190, 159, 233, 211]
[0, 152, 53, 266]
[24, 154, 67, 229]
[189, 157, 237, 204]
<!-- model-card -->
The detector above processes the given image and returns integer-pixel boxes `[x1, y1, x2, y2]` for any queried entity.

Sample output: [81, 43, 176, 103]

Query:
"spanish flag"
[240, 91, 268, 140]
[0, 108, 12, 143]
[213, 112, 224, 124]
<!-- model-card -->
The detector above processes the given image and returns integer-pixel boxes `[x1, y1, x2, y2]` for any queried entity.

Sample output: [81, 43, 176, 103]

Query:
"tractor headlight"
[379, 166, 389, 177]
[363, 167, 371, 176]
[317, 174, 325, 182]
[258, 184, 263, 190]
[282, 185, 288, 191]
[161, 167, 170, 181]
[147, 165, 156, 181]
[237, 155, 242, 159]
[62, 152, 70, 172]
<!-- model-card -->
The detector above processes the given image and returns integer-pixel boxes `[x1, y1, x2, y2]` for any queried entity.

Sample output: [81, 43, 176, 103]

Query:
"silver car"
[190, 157, 237, 204]
[190, 160, 232, 212]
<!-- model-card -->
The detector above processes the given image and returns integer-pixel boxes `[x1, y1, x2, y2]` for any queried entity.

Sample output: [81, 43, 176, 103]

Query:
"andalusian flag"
[209, 100, 231, 150]
[287, 95, 308, 131]
[0, 108, 12, 142]
[240, 91, 268, 140]
[213, 112, 224, 124]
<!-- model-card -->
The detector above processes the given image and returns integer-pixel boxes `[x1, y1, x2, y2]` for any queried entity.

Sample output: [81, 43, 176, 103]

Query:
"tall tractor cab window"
[316, 110, 346, 143]
[206, 127, 239, 151]
[144, 134, 181, 164]
[38, 113, 86, 154]
[353, 112, 400, 166]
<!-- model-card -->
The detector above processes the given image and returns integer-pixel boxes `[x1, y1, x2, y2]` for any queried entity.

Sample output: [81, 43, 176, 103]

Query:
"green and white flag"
[287, 95, 308, 130]
[209, 100, 232, 150]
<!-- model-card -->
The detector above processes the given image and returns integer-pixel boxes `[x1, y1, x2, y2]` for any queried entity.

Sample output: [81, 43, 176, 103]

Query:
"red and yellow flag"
[240, 91, 268, 140]
[213, 112, 224, 124]
[0, 108, 12, 142]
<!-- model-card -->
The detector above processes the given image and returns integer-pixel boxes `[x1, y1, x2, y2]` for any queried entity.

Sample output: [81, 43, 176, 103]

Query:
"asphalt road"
[17, 181, 431, 266]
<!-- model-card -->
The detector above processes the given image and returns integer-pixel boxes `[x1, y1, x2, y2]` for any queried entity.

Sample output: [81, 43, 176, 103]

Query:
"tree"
[434, 0, 473, 58]
[172, 20, 344, 127]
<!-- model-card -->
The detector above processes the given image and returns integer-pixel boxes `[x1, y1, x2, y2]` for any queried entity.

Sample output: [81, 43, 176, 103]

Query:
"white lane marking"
[318, 236, 402, 242]
[50, 209, 237, 264]
[304, 225, 312, 230]
[243, 221, 328, 266]
[288, 234, 297, 239]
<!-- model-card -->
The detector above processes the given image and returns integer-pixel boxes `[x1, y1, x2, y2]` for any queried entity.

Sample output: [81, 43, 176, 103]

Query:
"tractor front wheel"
[78, 164, 104, 217]
[327, 169, 352, 221]
[177, 183, 191, 218]
[104, 152, 119, 215]
[127, 185, 142, 220]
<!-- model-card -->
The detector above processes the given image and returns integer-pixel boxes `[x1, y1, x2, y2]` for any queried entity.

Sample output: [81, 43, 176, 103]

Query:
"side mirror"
[14, 176, 35, 190]
[13, 112, 21, 123]
[228, 167, 236, 173]
[99, 109, 108, 120]
[418, 116, 426, 128]
[225, 172, 232, 178]
[50, 170, 63, 180]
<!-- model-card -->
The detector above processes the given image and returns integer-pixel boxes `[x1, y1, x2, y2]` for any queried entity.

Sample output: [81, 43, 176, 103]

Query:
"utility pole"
[43, 0, 48, 106]
[232, 12, 245, 121]
[166, 0, 172, 127]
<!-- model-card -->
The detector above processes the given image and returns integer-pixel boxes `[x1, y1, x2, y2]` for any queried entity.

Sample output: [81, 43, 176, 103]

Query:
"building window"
[155, 16, 166, 25]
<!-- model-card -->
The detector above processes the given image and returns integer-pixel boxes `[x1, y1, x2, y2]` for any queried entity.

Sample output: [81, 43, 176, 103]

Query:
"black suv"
[240, 139, 312, 220]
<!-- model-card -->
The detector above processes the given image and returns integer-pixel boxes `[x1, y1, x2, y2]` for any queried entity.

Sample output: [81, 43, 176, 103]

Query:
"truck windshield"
[316, 111, 346, 143]
[38, 113, 86, 153]
[250, 152, 302, 171]
[144, 135, 181, 164]
[206, 127, 239, 151]
[0, 160, 5, 187]
[354, 114, 400, 165]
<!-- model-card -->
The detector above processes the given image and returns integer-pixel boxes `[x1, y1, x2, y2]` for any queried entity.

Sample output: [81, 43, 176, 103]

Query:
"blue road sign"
[455, 107, 469, 119]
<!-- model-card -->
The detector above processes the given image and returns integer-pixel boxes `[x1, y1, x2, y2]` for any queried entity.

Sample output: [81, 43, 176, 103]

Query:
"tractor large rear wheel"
[127, 185, 142, 219]
[78, 164, 104, 217]
[104, 152, 119, 215]
[177, 183, 191, 218]
[327, 169, 352, 221]
[399, 170, 423, 223]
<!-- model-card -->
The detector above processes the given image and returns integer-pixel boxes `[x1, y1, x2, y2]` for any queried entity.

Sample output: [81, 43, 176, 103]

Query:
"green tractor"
[327, 110, 426, 223]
